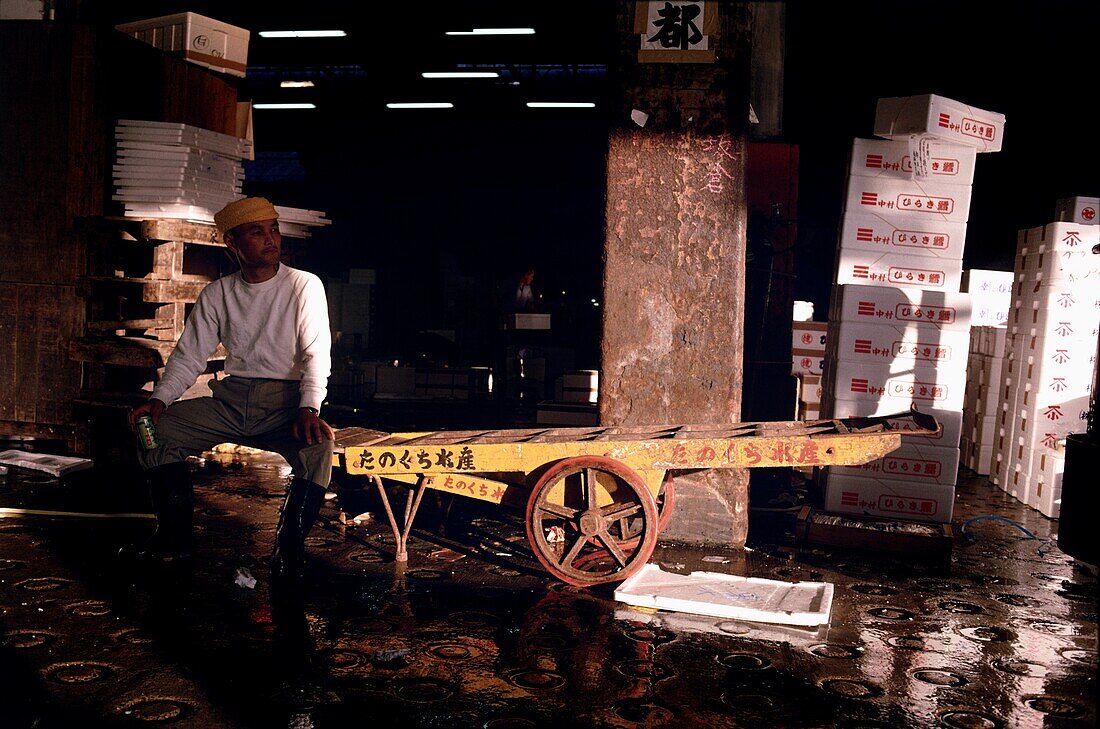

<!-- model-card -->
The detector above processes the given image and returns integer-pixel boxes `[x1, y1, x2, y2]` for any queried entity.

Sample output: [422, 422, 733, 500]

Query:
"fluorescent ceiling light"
[445, 28, 535, 35]
[254, 103, 317, 109]
[259, 30, 347, 38]
[386, 102, 454, 109]
[279, 80, 315, 88]
[421, 71, 499, 79]
[526, 102, 596, 108]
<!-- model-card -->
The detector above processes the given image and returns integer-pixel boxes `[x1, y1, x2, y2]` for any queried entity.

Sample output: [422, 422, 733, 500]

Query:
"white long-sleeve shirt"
[151, 264, 332, 410]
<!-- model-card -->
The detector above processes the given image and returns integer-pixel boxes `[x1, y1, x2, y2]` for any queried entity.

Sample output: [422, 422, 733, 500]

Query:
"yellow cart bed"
[332, 409, 939, 587]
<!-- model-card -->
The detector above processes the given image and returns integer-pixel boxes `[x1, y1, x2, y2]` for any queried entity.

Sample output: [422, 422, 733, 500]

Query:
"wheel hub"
[578, 510, 604, 536]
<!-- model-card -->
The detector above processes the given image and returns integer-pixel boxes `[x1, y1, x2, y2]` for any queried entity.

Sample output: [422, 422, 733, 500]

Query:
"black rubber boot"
[270, 477, 326, 589]
[120, 461, 195, 564]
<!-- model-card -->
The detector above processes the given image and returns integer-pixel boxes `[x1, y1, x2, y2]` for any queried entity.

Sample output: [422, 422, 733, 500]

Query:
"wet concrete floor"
[0, 447, 1096, 728]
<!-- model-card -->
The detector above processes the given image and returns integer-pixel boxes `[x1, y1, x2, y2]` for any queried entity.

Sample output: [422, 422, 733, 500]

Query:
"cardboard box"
[822, 472, 956, 523]
[874, 94, 1006, 153]
[1054, 196, 1099, 225]
[830, 284, 972, 331]
[835, 246, 963, 291]
[794, 506, 953, 560]
[839, 213, 967, 260]
[844, 176, 973, 223]
[848, 137, 978, 186]
[116, 12, 250, 78]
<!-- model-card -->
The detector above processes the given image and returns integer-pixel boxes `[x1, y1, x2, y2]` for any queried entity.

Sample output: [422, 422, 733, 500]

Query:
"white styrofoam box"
[838, 212, 967, 260]
[828, 399, 963, 447]
[976, 383, 1002, 419]
[793, 300, 815, 322]
[971, 301, 1010, 328]
[115, 12, 250, 78]
[874, 94, 1006, 153]
[1006, 452, 1035, 506]
[835, 247, 963, 291]
[962, 269, 1014, 297]
[974, 414, 997, 445]
[1017, 394, 1092, 443]
[823, 472, 956, 523]
[1041, 221, 1100, 252]
[792, 349, 825, 376]
[978, 327, 1008, 357]
[974, 444, 994, 475]
[792, 321, 828, 352]
[828, 320, 970, 369]
[0, 0, 45, 19]
[558, 370, 599, 403]
[827, 359, 966, 411]
[844, 176, 973, 223]
[830, 284, 972, 331]
[848, 137, 978, 186]
[1016, 246, 1100, 287]
[830, 441, 960, 487]
[1011, 285, 1100, 336]
[1019, 344, 1098, 398]
[959, 435, 974, 469]
[1054, 196, 1099, 226]
[1029, 447, 1065, 518]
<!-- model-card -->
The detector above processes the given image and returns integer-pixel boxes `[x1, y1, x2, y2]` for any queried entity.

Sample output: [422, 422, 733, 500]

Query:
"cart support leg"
[372, 475, 430, 562]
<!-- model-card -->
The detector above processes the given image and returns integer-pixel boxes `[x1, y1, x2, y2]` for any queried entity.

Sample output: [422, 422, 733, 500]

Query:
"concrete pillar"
[601, 2, 753, 546]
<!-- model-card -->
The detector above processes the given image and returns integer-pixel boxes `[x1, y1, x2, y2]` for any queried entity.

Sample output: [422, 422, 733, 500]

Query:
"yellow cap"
[213, 197, 279, 235]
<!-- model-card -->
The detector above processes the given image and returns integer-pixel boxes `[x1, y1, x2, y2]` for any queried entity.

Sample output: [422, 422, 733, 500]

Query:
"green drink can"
[136, 414, 161, 450]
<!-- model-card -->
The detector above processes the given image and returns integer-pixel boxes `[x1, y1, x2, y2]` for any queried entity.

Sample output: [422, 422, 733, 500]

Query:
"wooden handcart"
[333, 409, 939, 587]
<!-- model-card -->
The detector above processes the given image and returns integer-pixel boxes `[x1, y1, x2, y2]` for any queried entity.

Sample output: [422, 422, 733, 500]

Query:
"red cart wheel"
[525, 456, 658, 587]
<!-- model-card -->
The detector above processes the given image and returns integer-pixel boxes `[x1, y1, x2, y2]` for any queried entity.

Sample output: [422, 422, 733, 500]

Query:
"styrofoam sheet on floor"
[613, 564, 834, 626]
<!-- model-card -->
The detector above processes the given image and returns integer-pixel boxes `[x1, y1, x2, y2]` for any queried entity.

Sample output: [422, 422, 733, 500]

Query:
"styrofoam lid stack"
[112, 119, 330, 236]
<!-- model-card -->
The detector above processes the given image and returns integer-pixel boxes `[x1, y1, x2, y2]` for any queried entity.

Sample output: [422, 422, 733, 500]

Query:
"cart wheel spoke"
[595, 529, 628, 567]
[584, 468, 599, 510]
[602, 502, 642, 521]
[558, 534, 589, 568]
[536, 500, 577, 521]
[525, 456, 658, 587]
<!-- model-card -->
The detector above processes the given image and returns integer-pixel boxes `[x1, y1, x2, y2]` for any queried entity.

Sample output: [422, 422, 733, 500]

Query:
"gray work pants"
[139, 376, 333, 488]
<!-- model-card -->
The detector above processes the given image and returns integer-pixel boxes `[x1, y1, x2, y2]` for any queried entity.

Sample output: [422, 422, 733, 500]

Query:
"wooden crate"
[795, 505, 953, 561]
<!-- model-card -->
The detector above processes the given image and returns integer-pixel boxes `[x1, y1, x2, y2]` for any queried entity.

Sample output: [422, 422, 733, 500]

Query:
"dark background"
[88, 0, 1100, 368]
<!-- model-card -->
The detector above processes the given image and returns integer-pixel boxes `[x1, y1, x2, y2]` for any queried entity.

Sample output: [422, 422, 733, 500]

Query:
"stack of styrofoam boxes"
[793, 319, 827, 420]
[990, 222, 1100, 518]
[959, 270, 1013, 473]
[819, 94, 1005, 524]
[961, 323, 1008, 475]
[821, 285, 972, 523]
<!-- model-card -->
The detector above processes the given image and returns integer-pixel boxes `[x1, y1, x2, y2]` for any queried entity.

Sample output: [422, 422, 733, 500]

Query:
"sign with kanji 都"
[635, 1, 717, 63]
